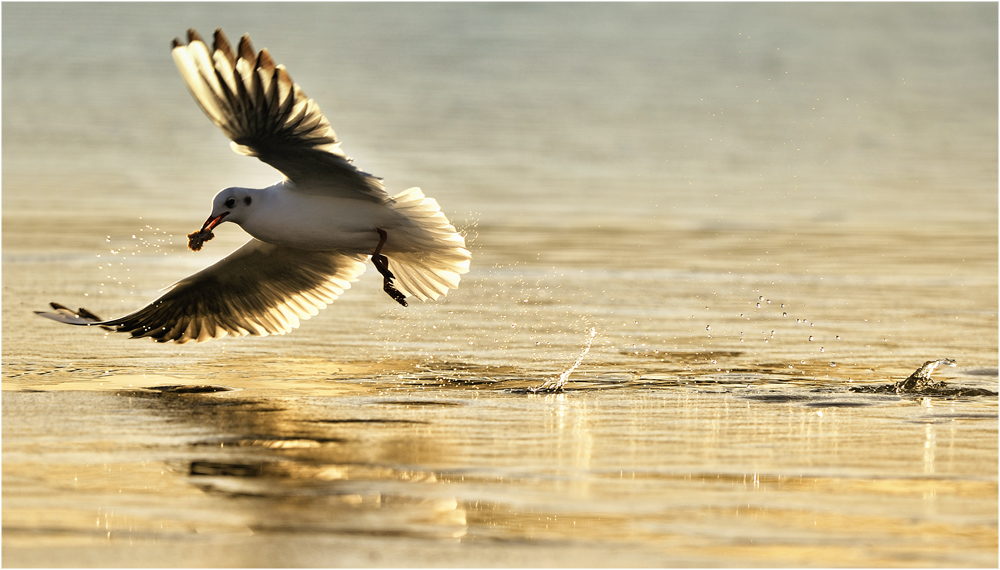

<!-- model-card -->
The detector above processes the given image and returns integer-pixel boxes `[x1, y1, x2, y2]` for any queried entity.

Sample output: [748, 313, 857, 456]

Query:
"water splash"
[849, 359, 995, 397]
[530, 327, 597, 393]
[95, 221, 171, 303]
[894, 359, 956, 392]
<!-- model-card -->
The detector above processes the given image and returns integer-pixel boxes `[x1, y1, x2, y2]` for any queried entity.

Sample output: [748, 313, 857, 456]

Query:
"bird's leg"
[373, 228, 407, 307]
[371, 229, 394, 280]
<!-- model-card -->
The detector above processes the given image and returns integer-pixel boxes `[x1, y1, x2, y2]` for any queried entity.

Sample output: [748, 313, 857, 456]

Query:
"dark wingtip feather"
[187, 29, 204, 45]
[238, 33, 255, 62]
[213, 29, 236, 66]
[257, 48, 276, 72]
[35, 302, 115, 331]
[171, 37, 183, 49]
[77, 307, 105, 322]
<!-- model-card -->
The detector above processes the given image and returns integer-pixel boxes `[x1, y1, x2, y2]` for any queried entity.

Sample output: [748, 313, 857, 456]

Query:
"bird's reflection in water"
[126, 377, 604, 544]
[122, 385, 469, 540]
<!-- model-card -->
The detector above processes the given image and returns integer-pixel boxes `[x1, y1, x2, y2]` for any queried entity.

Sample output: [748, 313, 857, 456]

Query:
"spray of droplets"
[93, 219, 171, 304]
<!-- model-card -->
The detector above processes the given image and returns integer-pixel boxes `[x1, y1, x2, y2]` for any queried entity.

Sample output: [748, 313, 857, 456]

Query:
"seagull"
[35, 29, 471, 344]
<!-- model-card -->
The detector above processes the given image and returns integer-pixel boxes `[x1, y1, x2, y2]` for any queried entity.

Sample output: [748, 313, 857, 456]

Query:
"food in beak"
[188, 212, 228, 251]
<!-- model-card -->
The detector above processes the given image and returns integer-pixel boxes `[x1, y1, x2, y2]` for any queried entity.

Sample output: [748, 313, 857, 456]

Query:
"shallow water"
[3, 3, 997, 567]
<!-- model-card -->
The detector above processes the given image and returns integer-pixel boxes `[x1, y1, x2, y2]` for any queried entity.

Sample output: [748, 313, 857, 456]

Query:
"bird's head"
[189, 187, 257, 251]
[203, 187, 256, 230]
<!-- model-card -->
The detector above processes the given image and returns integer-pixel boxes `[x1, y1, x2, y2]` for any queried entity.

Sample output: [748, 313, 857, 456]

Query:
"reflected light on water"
[2, 2, 996, 567]
[924, 423, 936, 476]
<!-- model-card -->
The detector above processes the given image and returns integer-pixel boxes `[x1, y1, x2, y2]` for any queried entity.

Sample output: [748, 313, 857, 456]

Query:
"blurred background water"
[3, 3, 997, 567]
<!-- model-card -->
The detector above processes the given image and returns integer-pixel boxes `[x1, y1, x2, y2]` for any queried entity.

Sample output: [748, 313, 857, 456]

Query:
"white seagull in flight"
[36, 29, 471, 343]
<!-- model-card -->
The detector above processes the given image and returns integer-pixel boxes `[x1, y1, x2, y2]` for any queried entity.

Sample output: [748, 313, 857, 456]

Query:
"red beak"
[201, 211, 229, 232]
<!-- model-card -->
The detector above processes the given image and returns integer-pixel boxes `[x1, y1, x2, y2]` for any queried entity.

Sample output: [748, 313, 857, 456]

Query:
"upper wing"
[171, 28, 389, 202]
[36, 240, 368, 343]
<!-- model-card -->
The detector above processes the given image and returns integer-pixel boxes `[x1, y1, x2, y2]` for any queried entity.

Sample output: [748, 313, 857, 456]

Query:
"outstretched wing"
[36, 240, 368, 344]
[171, 28, 389, 202]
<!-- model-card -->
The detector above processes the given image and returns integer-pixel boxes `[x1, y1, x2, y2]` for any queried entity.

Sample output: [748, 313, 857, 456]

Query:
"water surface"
[3, 3, 997, 567]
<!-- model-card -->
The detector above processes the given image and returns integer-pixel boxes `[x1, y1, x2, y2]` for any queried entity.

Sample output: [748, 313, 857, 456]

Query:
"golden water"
[3, 3, 997, 567]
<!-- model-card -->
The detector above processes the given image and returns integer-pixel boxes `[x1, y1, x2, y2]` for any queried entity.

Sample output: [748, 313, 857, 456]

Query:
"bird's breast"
[241, 195, 399, 252]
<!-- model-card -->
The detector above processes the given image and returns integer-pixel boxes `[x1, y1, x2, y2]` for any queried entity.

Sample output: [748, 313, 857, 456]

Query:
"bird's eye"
[244, 196, 252, 206]
[225, 198, 236, 208]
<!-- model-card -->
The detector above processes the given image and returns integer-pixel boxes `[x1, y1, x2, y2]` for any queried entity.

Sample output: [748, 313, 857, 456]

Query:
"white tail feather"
[385, 187, 471, 301]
